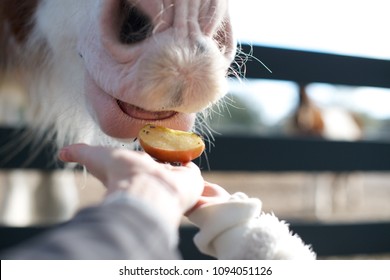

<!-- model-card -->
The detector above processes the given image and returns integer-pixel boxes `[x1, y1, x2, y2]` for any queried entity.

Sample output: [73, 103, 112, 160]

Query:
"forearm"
[1, 197, 180, 260]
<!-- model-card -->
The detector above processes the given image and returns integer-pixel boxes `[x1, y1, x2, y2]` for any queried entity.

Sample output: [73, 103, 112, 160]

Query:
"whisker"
[152, 3, 174, 35]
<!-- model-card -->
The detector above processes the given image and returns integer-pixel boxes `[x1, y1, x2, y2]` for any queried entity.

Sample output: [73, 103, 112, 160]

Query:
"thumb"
[185, 181, 230, 216]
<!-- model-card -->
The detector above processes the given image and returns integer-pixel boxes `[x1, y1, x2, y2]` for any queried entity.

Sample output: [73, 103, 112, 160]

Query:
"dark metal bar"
[2, 128, 390, 172]
[198, 135, 390, 172]
[179, 221, 390, 259]
[236, 45, 390, 88]
[0, 127, 62, 170]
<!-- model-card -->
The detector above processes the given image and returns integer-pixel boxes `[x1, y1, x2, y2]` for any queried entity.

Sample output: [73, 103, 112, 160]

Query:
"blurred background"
[201, 0, 390, 224]
[224, 0, 390, 139]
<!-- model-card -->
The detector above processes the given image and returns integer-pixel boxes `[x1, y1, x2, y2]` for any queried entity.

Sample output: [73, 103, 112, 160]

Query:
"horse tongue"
[117, 100, 177, 120]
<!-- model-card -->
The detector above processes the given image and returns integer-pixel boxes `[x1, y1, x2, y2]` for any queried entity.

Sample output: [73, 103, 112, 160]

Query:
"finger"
[59, 144, 112, 181]
[59, 143, 88, 163]
[185, 181, 230, 216]
[161, 161, 199, 170]
[202, 181, 231, 198]
[177, 163, 204, 209]
[184, 162, 204, 172]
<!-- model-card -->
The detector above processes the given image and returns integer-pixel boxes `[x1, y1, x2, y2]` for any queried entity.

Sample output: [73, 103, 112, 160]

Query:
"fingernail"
[58, 147, 70, 162]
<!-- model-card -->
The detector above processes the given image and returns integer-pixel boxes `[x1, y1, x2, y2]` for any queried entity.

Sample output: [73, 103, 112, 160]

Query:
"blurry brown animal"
[291, 84, 364, 219]
[292, 84, 362, 140]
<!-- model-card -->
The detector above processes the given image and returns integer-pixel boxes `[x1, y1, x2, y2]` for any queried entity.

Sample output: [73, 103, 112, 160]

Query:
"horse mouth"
[117, 100, 178, 121]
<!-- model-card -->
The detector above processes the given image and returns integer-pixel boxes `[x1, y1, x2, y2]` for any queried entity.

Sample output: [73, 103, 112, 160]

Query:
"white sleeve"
[187, 192, 316, 260]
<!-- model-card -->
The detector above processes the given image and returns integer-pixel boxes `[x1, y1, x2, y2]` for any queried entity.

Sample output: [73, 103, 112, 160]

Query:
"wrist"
[102, 190, 179, 248]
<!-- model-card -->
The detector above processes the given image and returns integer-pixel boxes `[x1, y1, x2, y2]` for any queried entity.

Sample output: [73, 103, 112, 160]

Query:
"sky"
[227, 0, 390, 123]
[229, 0, 390, 59]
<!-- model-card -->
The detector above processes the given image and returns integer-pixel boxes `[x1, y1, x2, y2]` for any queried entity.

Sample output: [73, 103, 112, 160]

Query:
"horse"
[291, 84, 364, 219]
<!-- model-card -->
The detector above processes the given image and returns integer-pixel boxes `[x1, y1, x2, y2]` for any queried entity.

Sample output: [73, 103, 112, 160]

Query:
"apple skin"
[138, 124, 205, 163]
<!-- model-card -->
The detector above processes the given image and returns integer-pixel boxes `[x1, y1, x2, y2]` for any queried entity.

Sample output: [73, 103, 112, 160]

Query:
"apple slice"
[138, 124, 205, 163]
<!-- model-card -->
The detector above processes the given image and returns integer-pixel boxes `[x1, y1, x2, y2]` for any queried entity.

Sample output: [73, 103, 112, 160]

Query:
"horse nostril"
[119, 0, 153, 44]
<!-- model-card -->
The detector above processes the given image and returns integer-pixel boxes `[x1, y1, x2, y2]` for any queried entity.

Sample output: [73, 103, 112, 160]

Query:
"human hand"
[186, 181, 231, 216]
[59, 144, 204, 226]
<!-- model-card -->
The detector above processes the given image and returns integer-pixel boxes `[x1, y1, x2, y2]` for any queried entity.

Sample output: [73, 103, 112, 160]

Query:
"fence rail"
[236, 44, 390, 88]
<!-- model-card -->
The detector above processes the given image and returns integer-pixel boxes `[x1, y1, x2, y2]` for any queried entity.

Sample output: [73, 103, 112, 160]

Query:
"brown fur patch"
[0, 0, 39, 74]
[0, 0, 39, 43]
